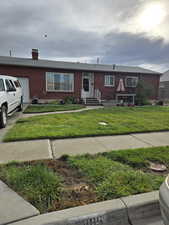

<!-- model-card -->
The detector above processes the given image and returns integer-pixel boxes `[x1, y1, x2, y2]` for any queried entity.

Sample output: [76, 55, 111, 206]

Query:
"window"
[14, 80, 21, 88]
[125, 77, 138, 87]
[5, 79, 16, 91]
[46, 72, 74, 92]
[0, 79, 5, 92]
[104, 75, 115, 87]
[9, 80, 16, 90]
[159, 83, 165, 88]
[83, 78, 89, 91]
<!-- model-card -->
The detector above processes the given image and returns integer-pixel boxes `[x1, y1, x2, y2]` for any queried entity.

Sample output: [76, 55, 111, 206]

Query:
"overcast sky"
[0, 0, 169, 72]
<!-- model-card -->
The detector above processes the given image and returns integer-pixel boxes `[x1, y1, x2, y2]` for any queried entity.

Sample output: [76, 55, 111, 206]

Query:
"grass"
[4, 106, 169, 142]
[103, 146, 169, 169]
[24, 104, 84, 113]
[0, 146, 168, 212]
[68, 153, 164, 200]
[0, 162, 62, 213]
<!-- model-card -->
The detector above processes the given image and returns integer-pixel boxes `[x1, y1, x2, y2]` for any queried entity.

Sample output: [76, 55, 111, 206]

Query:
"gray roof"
[161, 70, 169, 82]
[0, 56, 161, 75]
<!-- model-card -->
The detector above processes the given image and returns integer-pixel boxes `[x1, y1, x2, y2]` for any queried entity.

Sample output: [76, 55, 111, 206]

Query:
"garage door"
[17, 77, 30, 103]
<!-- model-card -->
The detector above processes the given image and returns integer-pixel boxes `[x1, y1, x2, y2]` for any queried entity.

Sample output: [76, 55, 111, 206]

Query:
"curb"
[9, 191, 163, 225]
[122, 191, 163, 225]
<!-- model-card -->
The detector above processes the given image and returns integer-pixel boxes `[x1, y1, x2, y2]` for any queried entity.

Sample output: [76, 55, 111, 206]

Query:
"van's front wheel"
[0, 105, 7, 128]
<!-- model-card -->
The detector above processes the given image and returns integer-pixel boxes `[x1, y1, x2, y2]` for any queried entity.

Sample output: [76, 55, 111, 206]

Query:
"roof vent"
[113, 64, 116, 70]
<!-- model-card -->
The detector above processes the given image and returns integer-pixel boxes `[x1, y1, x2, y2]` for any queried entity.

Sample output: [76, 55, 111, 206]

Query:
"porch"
[81, 72, 101, 105]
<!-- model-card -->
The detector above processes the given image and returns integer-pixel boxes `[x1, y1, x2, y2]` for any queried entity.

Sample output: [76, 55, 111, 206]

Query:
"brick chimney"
[32, 49, 39, 60]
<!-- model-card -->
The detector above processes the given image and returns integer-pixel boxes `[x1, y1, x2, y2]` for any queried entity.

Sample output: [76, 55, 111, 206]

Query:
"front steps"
[84, 98, 102, 106]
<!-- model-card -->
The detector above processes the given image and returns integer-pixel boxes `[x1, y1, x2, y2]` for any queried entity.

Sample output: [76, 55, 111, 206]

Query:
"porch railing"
[81, 88, 102, 104]
[81, 89, 87, 104]
[94, 89, 102, 103]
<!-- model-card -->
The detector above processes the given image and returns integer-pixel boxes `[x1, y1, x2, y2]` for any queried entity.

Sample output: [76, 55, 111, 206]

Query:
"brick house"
[0, 49, 161, 104]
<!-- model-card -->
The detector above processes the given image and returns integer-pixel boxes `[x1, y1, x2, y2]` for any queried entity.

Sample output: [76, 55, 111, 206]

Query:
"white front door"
[82, 73, 94, 98]
[17, 77, 30, 103]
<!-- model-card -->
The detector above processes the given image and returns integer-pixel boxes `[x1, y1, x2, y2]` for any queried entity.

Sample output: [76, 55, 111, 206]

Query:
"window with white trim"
[104, 75, 115, 87]
[125, 77, 138, 87]
[46, 72, 74, 92]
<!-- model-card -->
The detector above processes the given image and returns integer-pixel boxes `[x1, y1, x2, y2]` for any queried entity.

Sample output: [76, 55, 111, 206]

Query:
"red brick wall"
[0, 65, 82, 100]
[0, 65, 160, 100]
[94, 72, 160, 100]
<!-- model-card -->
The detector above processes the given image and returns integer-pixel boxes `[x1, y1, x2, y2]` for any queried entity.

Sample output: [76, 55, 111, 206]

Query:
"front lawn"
[4, 106, 169, 142]
[24, 104, 84, 113]
[0, 146, 168, 213]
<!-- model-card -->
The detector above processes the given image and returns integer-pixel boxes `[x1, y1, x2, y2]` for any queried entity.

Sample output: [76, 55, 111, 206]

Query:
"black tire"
[0, 105, 7, 128]
[17, 98, 23, 112]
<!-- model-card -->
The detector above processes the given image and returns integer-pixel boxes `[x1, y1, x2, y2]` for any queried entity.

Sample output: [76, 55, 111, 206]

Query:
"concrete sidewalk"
[0, 131, 169, 163]
[22, 106, 103, 118]
[51, 131, 169, 158]
[0, 140, 53, 164]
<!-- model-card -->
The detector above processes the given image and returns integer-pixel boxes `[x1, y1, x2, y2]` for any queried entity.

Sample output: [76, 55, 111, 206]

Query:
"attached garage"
[17, 77, 30, 103]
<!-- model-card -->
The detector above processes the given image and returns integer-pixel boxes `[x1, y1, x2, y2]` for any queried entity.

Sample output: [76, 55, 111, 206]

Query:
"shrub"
[156, 101, 164, 106]
[64, 96, 76, 104]
[135, 81, 154, 106]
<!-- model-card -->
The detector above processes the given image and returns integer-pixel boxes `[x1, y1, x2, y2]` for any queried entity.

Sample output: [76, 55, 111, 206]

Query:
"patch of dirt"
[42, 159, 97, 211]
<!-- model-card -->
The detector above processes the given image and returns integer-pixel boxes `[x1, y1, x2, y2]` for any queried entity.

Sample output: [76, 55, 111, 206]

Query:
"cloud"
[0, 0, 169, 72]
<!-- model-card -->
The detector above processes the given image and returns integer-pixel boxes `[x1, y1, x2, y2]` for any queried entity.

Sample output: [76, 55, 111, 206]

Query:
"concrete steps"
[85, 98, 102, 106]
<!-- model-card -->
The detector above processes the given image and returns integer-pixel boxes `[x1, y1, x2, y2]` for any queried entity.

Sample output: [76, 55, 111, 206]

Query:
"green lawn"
[4, 106, 169, 141]
[24, 104, 84, 113]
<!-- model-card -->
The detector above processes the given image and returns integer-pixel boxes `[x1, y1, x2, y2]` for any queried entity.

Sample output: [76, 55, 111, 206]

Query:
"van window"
[9, 80, 16, 89]
[5, 79, 16, 91]
[14, 80, 21, 88]
[0, 79, 5, 91]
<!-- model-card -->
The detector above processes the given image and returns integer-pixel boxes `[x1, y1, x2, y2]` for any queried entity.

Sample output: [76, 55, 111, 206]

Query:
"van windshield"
[0, 79, 5, 92]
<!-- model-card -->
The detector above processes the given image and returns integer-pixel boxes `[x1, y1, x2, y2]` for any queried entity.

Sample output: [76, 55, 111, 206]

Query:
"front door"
[82, 73, 94, 98]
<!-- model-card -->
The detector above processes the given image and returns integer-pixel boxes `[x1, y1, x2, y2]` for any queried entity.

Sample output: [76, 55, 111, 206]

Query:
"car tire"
[0, 105, 7, 128]
[17, 98, 23, 112]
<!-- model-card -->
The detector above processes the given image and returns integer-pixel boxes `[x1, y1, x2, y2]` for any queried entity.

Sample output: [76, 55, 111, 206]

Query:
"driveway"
[0, 104, 28, 142]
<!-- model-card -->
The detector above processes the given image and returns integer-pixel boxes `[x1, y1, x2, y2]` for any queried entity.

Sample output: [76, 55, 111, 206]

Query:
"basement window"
[46, 72, 74, 92]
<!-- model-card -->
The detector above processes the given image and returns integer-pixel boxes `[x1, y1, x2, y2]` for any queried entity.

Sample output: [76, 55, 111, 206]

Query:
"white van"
[0, 75, 23, 128]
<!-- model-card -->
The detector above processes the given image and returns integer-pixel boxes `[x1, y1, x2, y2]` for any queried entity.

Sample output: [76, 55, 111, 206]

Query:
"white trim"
[81, 72, 94, 98]
[125, 76, 138, 87]
[104, 75, 115, 87]
[46, 72, 74, 92]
